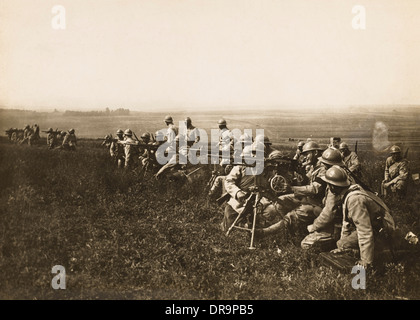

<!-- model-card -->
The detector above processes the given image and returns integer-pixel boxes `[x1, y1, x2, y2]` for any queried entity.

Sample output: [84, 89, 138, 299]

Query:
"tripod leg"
[249, 193, 260, 250]
[226, 212, 243, 236]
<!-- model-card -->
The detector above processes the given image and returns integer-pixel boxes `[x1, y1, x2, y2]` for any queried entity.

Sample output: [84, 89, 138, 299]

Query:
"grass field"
[1, 140, 420, 299]
[1, 108, 420, 300]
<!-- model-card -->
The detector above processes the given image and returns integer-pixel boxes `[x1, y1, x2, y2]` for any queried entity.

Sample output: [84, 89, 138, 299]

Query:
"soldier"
[110, 129, 125, 168]
[123, 129, 139, 169]
[46, 128, 57, 149]
[218, 119, 234, 166]
[179, 117, 200, 161]
[325, 166, 396, 268]
[292, 140, 308, 185]
[339, 142, 362, 179]
[20, 124, 34, 145]
[5, 128, 13, 141]
[62, 128, 77, 151]
[163, 115, 179, 157]
[328, 137, 341, 150]
[221, 138, 283, 232]
[155, 134, 183, 180]
[254, 145, 345, 249]
[293, 140, 306, 163]
[139, 132, 154, 166]
[33, 124, 40, 143]
[382, 145, 409, 197]
[57, 131, 67, 146]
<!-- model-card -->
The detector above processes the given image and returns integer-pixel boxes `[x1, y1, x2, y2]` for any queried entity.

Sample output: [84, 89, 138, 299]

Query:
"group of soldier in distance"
[4, 115, 416, 270]
[6, 125, 77, 151]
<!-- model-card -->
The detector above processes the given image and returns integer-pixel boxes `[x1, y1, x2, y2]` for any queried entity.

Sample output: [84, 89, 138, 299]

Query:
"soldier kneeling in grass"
[381, 145, 409, 198]
[325, 166, 397, 269]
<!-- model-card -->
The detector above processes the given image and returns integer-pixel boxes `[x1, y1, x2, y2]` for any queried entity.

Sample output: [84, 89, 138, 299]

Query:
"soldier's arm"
[384, 158, 391, 181]
[312, 189, 340, 231]
[395, 160, 409, 182]
[347, 195, 375, 265]
[293, 178, 325, 198]
[348, 153, 361, 173]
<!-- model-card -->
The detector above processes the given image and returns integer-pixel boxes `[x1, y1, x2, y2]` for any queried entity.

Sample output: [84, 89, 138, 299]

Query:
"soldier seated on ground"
[220, 137, 284, 232]
[382, 145, 409, 198]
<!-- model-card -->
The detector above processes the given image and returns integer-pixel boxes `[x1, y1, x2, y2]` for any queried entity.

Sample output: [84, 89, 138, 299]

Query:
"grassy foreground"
[0, 138, 419, 300]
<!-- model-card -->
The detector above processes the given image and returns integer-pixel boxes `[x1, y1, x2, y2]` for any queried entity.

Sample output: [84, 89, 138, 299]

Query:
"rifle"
[404, 147, 409, 159]
[355, 141, 358, 155]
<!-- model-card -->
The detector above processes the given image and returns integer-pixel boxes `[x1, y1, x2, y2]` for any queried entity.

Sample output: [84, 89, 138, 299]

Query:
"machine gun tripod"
[225, 186, 266, 250]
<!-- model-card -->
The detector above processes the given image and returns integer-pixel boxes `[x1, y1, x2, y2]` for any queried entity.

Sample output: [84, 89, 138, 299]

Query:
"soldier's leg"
[258, 204, 320, 241]
[221, 205, 238, 232]
[336, 230, 359, 251]
[275, 194, 303, 216]
[301, 231, 335, 251]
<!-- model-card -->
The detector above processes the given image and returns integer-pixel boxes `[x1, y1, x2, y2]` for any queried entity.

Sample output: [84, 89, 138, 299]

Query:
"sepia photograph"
[1, 0, 420, 306]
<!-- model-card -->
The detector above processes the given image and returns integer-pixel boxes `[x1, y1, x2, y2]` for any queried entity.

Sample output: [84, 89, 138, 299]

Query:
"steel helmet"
[339, 142, 349, 151]
[61, 131, 66, 136]
[141, 132, 151, 139]
[263, 136, 272, 145]
[185, 117, 192, 123]
[124, 129, 133, 136]
[390, 145, 401, 154]
[164, 115, 173, 123]
[116, 129, 123, 134]
[297, 141, 305, 148]
[321, 166, 351, 187]
[302, 141, 322, 153]
[318, 148, 344, 166]
[25, 124, 30, 129]
[47, 127, 53, 133]
[218, 119, 227, 126]
[268, 150, 284, 161]
[69, 128, 75, 134]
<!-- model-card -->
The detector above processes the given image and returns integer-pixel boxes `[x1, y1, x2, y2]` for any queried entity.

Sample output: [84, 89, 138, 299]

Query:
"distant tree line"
[64, 108, 130, 117]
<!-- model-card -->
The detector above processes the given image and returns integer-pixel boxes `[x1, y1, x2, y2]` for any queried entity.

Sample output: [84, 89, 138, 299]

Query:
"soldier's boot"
[254, 219, 290, 244]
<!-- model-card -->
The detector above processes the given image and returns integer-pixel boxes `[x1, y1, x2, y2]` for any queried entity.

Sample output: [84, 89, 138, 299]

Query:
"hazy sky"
[1, 0, 420, 111]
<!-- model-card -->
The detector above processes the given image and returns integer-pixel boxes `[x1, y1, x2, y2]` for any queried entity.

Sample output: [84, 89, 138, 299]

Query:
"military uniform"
[179, 125, 200, 159]
[300, 186, 342, 249]
[110, 137, 125, 168]
[222, 165, 282, 232]
[343, 151, 361, 178]
[21, 126, 34, 145]
[384, 156, 409, 194]
[336, 184, 396, 265]
[62, 132, 77, 150]
[124, 136, 139, 169]
[219, 127, 233, 166]
[47, 132, 57, 149]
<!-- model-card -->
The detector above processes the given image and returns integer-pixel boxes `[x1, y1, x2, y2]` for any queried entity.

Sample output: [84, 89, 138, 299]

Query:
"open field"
[1, 107, 420, 300]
